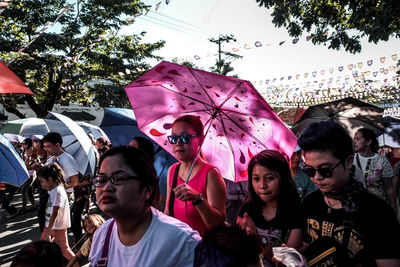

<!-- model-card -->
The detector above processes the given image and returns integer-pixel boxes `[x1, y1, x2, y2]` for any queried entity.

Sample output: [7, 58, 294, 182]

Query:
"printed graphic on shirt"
[307, 218, 364, 258]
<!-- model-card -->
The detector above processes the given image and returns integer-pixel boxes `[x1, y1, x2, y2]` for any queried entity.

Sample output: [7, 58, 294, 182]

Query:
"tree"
[0, 0, 165, 118]
[255, 0, 400, 53]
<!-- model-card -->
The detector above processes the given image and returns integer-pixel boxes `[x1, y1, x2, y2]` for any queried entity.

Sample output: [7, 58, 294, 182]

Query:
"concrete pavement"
[0, 192, 90, 266]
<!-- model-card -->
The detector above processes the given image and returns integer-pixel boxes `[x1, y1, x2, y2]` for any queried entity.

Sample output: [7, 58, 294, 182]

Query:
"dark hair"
[173, 115, 204, 138]
[133, 137, 155, 163]
[42, 132, 63, 146]
[246, 150, 300, 214]
[22, 138, 33, 149]
[99, 145, 159, 206]
[194, 225, 262, 267]
[10, 240, 64, 267]
[37, 163, 65, 185]
[33, 139, 44, 149]
[96, 137, 108, 146]
[356, 128, 379, 153]
[298, 120, 354, 161]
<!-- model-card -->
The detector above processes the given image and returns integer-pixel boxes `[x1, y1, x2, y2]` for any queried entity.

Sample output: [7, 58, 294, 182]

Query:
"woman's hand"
[173, 183, 199, 202]
[45, 230, 53, 242]
[237, 212, 257, 235]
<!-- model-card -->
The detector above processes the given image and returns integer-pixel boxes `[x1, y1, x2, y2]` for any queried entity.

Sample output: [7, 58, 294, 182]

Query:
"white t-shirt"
[354, 153, 377, 171]
[45, 185, 71, 229]
[47, 152, 79, 193]
[89, 207, 201, 267]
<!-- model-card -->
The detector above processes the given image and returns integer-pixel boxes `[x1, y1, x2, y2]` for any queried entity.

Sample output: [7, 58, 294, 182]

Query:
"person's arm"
[163, 166, 172, 215]
[64, 174, 80, 190]
[46, 206, 59, 241]
[376, 259, 400, 267]
[285, 229, 302, 250]
[193, 167, 226, 228]
[67, 250, 82, 267]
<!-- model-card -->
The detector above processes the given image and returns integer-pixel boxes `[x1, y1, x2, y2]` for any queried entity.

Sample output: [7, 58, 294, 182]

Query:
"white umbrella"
[46, 112, 96, 176]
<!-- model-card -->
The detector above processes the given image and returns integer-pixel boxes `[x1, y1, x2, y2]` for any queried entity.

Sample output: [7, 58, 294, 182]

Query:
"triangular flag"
[367, 60, 373, 66]
[279, 41, 285, 46]
[348, 64, 353, 70]
[391, 54, 398, 61]
[155, 2, 161, 11]
[380, 57, 386, 63]
[357, 62, 363, 69]
[292, 38, 299, 44]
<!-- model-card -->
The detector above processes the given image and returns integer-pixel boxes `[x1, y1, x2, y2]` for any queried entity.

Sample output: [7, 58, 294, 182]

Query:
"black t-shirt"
[239, 201, 304, 246]
[301, 190, 400, 266]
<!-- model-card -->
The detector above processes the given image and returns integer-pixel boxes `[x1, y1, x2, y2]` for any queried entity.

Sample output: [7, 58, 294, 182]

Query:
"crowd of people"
[1, 114, 400, 267]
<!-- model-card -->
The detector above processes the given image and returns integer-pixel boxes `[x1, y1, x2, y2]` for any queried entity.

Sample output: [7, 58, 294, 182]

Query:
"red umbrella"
[0, 60, 33, 94]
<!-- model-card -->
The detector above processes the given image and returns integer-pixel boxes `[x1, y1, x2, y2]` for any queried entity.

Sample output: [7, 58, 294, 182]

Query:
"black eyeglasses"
[167, 133, 200, 144]
[92, 171, 141, 187]
[301, 161, 342, 178]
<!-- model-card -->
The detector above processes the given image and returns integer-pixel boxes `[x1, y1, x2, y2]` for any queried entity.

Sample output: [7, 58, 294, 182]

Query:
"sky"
[119, 0, 400, 88]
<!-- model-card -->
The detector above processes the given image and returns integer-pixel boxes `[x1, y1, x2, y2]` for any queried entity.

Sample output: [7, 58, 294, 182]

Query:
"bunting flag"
[254, 41, 262, 47]
[155, 2, 161, 11]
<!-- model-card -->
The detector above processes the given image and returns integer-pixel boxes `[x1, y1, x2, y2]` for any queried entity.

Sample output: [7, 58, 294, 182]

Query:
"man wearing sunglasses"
[298, 121, 400, 266]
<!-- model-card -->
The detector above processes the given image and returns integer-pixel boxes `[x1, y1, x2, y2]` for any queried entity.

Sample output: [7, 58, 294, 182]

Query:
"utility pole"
[209, 34, 243, 61]
[209, 34, 242, 74]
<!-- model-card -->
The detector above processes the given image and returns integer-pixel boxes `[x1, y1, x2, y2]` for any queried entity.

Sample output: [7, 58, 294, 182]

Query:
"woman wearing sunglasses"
[164, 115, 226, 236]
[298, 121, 400, 266]
[89, 146, 201, 266]
[236, 150, 303, 266]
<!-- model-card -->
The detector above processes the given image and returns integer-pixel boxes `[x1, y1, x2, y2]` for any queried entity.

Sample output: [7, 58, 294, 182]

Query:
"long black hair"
[246, 150, 300, 214]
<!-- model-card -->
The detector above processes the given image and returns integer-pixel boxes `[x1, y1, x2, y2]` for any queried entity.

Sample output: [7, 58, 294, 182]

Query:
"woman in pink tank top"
[164, 115, 226, 236]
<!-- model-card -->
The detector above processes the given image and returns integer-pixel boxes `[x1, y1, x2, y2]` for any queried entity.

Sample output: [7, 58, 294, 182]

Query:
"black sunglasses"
[301, 161, 342, 178]
[167, 133, 200, 144]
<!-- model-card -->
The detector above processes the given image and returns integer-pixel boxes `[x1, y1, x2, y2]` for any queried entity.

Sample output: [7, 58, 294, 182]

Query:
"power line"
[137, 15, 207, 37]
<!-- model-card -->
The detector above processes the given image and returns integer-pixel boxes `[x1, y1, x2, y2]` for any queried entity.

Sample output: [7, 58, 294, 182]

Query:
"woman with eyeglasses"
[353, 128, 398, 215]
[89, 145, 201, 267]
[236, 150, 303, 266]
[164, 115, 226, 236]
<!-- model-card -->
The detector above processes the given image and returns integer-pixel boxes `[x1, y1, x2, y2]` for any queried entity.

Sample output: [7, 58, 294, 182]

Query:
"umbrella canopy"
[377, 116, 400, 148]
[0, 114, 96, 176]
[61, 110, 96, 121]
[0, 60, 33, 94]
[76, 121, 108, 140]
[125, 61, 297, 182]
[291, 97, 384, 138]
[277, 107, 306, 126]
[0, 133, 29, 186]
[45, 112, 96, 176]
[99, 107, 177, 196]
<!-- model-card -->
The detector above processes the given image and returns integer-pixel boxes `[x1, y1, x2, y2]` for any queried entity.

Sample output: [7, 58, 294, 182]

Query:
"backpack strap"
[97, 219, 115, 267]
[168, 163, 181, 218]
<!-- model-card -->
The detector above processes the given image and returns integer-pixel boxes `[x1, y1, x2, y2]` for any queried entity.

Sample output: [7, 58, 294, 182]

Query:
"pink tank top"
[167, 162, 214, 236]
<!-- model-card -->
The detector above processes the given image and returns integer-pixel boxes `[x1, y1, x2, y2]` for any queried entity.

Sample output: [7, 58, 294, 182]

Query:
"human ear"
[344, 155, 354, 169]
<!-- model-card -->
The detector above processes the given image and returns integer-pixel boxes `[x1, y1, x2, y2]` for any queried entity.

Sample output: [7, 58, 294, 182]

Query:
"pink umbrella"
[125, 61, 297, 182]
[0, 60, 33, 94]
